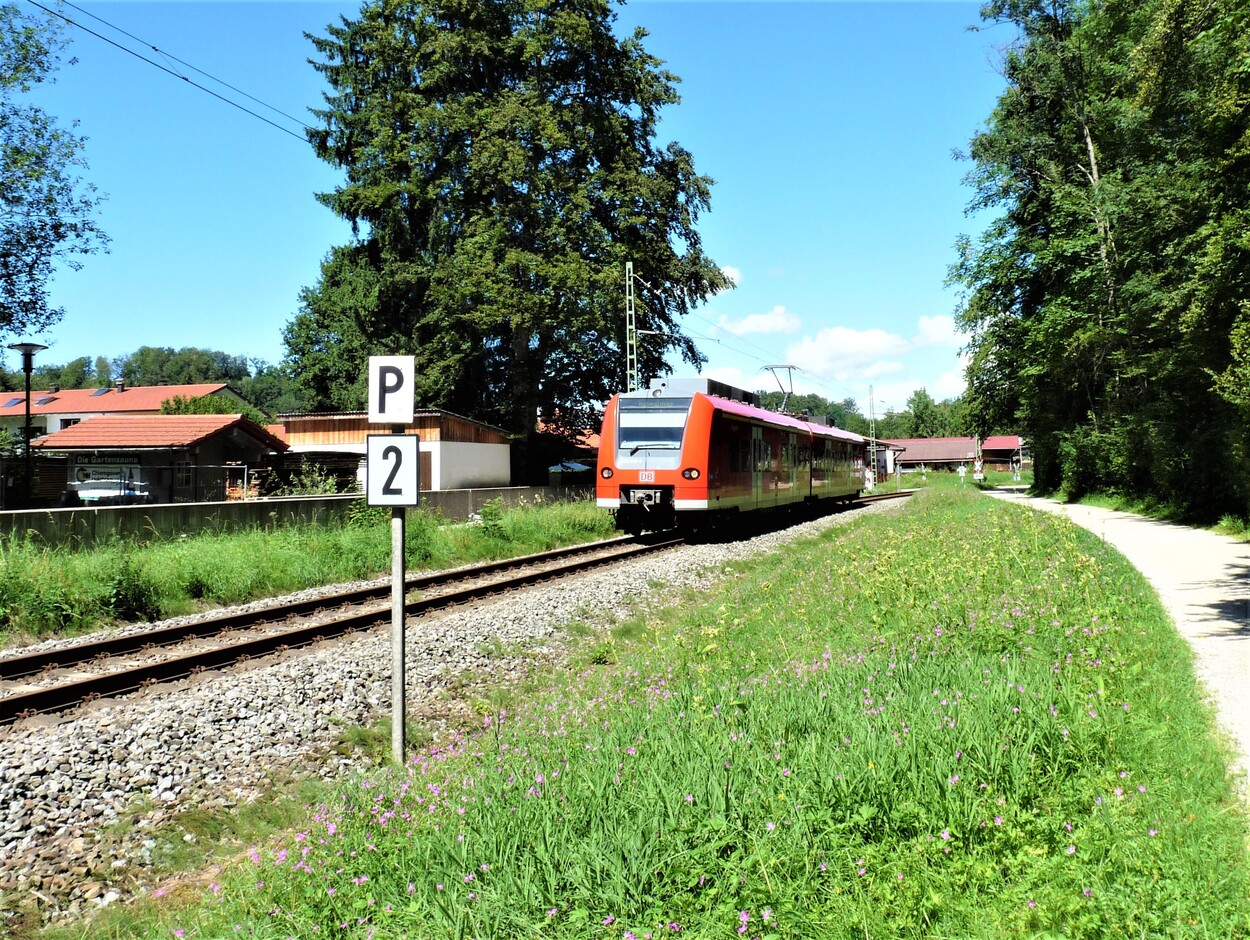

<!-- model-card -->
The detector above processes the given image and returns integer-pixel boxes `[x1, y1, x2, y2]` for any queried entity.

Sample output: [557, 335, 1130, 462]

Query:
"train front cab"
[596, 391, 704, 534]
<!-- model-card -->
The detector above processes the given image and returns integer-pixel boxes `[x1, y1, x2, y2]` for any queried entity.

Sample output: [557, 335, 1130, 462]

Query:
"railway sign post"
[367, 356, 418, 766]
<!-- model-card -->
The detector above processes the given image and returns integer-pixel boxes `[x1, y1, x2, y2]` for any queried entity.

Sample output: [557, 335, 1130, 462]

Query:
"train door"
[786, 431, 798, 500]
[752, 424, 763, 508]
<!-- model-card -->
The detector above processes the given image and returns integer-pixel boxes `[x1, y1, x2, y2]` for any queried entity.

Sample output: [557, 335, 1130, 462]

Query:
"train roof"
[699, 393, 866, 443]
[620, 377, 759, 405]
[615, 378, 865, 443]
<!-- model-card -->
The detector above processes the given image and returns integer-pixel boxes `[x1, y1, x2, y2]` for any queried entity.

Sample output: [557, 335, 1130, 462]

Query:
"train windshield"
[616, 396, 693, 455]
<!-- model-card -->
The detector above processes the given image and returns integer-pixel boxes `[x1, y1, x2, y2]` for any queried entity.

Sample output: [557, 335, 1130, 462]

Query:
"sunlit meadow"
[99, 486, 1250, 938]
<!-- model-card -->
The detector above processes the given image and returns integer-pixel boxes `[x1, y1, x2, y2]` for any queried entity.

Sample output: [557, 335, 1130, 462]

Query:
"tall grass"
[85, 485, 1248, 939]
[0, 497, 617, 645]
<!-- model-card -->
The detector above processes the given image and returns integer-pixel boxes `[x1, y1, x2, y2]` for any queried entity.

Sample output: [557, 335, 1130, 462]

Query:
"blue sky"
[14, 0, 1010, 414]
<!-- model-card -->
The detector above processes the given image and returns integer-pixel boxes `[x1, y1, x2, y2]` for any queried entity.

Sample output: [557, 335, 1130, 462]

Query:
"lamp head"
[6, 341, 48, 373]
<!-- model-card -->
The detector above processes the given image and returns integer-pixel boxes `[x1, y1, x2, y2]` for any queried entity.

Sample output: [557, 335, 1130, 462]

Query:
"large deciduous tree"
[0, 3, 106, 339]
[952, 0, 1250, 519]
[288, 0, 729, 480]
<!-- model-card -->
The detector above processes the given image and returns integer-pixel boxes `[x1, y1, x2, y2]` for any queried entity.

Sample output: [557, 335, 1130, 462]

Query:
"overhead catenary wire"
[631, 281, 866, 406]
[680, 305, 868, 406]
[23, 0, 312, 143]
[58, 0, 313, 132]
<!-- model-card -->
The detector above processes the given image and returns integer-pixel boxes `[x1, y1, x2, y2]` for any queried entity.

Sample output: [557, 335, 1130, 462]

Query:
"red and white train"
[596, 378, 868, 534]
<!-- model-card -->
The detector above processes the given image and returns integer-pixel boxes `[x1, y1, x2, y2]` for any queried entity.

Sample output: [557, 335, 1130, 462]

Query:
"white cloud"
[699, 365, 751, 389]
[720, 265, 742, 287]
[913, 314, 966, 349]
[930, 352, 971, 400]
[695, 309, 969, 406]
[784, 325, 909, 384]
[717, 304, 801, 337]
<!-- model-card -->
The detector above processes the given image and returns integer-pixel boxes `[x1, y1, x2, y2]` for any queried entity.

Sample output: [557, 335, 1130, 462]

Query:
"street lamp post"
[7, 342, 47, 509]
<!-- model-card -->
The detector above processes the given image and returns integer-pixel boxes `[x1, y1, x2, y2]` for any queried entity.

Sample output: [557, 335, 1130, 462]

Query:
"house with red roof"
[31, 414, 287, 505]
[0, 381, 248, 445]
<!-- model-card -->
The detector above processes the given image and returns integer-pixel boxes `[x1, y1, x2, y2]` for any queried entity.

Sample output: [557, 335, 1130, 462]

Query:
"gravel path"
[0, 504, 900, 927]
[988, 490, 1250, 797]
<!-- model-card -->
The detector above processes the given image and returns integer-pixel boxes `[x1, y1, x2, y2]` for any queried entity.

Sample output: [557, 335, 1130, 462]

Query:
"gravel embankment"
[0, 503, 898, 925]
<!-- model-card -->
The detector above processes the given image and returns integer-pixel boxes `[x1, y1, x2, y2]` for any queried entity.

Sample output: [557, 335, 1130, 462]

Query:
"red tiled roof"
[536, 420, 600, 450]
[0, 384, 231, 417]
[983, 434, 1025, 451]
[32, 414, 287, 452]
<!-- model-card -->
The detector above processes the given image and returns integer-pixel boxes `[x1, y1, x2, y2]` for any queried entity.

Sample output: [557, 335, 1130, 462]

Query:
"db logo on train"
[639, 471, 656, 482]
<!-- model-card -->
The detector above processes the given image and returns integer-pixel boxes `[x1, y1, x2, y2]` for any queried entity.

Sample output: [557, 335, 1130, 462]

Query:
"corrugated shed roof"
[31, 414, 288, 452]
[882, 436, 1025, 461]
[0, 384, 231, 417]
[882, 437, 979, 462]
[276, 408, 509, 435]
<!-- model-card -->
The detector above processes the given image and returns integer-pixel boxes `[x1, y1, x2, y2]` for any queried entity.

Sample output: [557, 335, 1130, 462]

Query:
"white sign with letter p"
[368, 355, 415, 424]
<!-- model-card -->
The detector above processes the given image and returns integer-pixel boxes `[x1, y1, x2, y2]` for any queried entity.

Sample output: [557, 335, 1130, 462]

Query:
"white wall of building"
[430, 442, 511, 490]
[288, 440, 510, 491]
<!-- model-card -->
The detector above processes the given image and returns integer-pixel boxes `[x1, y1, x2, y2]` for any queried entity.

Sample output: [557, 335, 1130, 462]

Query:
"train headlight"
[600, 467, 614, 479]
[681, 468, 701, 480]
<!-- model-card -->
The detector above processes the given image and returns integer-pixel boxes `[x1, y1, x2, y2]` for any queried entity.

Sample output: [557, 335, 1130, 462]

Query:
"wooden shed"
[274, 410, 511, 491]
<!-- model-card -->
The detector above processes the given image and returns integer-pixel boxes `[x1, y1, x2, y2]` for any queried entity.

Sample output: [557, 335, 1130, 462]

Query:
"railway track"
[0, 535, 682, 725]
[0, 491, 911, 726]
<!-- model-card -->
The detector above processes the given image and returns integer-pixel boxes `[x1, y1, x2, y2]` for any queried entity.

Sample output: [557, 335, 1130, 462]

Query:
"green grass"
[1011, 472, 1250, 542]
[0, 497, 618, 645]
[53, 484, 1249, 939]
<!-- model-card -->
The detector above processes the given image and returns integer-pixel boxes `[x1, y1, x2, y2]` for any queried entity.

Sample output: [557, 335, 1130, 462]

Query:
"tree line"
[0, 346, 310, 417]
[953, 0, 1250, 520]
[2, 342, 972, 443]
[756, 387, 970, 439]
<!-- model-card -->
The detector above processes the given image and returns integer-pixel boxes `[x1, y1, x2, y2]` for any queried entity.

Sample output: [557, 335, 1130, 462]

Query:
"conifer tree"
[288, 0, 729, 477]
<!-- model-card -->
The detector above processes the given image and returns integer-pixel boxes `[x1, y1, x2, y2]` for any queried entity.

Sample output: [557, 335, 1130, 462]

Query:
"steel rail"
[0, 537, 682, 724]
[0, 535, 639, 681]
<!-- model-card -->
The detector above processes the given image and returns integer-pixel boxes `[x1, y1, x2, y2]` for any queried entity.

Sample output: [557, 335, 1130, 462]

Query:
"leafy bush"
[478, 496, 508, 540]
[273, 461, 342, 496]
[345, 498, 388, 529]
[106, 555, 162, 622]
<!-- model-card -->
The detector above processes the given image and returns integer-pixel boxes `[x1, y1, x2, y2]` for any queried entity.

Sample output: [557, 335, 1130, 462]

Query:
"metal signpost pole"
[7, 342, 47, 508]
[367, 356, 419, 767]
[389, 437, 405, 767]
